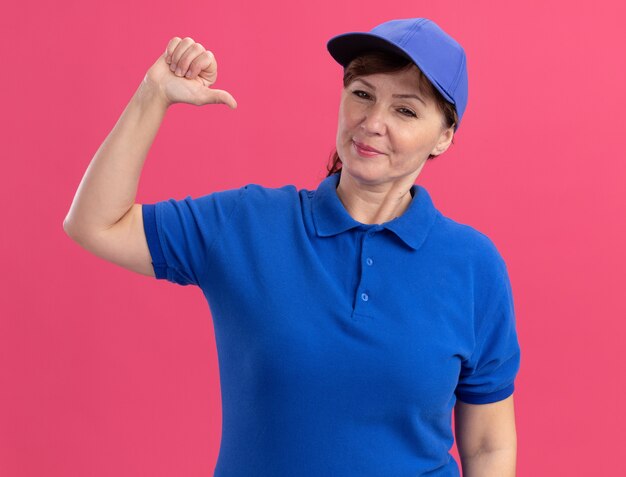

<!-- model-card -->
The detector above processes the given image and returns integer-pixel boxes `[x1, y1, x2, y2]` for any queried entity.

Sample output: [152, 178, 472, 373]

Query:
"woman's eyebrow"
[353, 78, 427, 106]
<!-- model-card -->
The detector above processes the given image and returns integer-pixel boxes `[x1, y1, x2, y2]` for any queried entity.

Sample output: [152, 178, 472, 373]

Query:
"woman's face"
[336, 66, 454, 190]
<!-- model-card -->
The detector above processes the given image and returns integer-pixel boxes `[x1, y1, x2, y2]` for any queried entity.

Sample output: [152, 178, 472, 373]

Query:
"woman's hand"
[143, 36, 238, 109]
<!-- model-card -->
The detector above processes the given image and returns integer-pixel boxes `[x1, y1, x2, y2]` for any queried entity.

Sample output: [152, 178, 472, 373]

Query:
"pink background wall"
[2, 0, 625, 475]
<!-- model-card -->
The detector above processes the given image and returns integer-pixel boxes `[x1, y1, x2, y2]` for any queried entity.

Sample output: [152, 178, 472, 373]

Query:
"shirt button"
[366, 257, 373, 266]
[367, 231, 375, 237]
[361, 292, 369, 302]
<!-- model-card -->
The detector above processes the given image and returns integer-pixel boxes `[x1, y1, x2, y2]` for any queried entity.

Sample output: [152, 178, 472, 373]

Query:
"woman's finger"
[198, 88, 237, 109]
[164, 36, 183, 64]
[168, 37, 196, 73]
[175, 43, 206, 78]
[185, 49, 216, 80]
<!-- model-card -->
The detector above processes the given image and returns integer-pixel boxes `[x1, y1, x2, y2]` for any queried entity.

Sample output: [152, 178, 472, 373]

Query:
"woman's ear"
[431, 126, 454, 156]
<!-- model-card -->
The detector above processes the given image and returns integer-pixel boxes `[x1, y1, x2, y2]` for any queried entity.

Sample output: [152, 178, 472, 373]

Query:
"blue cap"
[327, 18, 468, 131]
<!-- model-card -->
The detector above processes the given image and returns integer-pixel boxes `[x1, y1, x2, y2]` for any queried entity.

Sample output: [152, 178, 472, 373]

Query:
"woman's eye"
[352, 90, 416, 118]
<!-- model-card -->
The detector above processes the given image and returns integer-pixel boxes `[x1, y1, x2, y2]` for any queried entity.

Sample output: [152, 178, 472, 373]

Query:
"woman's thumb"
[199, 88, 238, 109]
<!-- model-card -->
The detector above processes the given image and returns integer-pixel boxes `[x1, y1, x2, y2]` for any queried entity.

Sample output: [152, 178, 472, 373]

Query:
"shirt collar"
[311, 172, 439, 251]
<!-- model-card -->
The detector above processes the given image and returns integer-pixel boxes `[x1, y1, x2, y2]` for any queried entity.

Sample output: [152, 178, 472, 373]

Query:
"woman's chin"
[342, 163, 387, 185]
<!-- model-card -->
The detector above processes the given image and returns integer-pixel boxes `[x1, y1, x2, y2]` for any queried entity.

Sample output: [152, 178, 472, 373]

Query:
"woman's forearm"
[460, 448, 516, 477]
[63, 79, 169, 237]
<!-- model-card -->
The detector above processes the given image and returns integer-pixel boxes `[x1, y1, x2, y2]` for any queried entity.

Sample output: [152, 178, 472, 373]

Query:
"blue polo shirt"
[141, 172, 521, 476]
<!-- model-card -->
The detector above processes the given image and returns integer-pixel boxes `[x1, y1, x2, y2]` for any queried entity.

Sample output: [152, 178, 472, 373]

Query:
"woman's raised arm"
[63, 37, 237, 276]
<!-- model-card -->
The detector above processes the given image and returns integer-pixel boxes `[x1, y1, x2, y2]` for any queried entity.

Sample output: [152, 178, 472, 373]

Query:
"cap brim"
[327, 32, 415, 67]
[326, 31, 456, 107]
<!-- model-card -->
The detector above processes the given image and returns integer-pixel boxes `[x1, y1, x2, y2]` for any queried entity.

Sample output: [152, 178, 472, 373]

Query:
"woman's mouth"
[353, 140, 384, 157]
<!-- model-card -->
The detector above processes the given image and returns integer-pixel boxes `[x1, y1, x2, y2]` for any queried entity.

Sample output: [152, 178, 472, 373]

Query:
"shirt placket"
[352, 225, 382, 319]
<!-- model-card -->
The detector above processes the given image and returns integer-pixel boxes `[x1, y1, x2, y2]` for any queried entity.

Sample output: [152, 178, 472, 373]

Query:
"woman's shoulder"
[213, 182, 304, 220]
[237, 181, 300, 200]
[432, 211, 509, 273]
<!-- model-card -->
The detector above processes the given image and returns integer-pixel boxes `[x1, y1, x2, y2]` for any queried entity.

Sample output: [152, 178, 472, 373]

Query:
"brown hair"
[326, 50, 458, 177]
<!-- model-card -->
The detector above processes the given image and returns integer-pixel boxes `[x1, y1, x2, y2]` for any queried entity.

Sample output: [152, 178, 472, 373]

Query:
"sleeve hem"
[141, 203, 168, 279]
[455, 382, 515, 405]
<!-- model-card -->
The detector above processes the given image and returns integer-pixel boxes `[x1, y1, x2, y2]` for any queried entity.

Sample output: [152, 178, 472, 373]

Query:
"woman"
[64, 18, 520, 477]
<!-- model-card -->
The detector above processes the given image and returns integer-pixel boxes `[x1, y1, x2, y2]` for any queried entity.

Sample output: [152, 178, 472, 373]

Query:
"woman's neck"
[335, 174, 414, 225]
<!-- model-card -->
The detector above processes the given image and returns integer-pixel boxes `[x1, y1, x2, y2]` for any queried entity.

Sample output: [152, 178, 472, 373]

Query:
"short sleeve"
[141, 186, 246, 286]
[455, 262, 521, 405]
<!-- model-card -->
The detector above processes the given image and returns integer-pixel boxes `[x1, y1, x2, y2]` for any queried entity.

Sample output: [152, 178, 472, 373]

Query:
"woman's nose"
[360, 105, 387, 135]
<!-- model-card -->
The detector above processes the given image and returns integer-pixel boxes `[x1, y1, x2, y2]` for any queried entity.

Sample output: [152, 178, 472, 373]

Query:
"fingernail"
[175, 68, 181, 76]
[185, 71, 191, 78]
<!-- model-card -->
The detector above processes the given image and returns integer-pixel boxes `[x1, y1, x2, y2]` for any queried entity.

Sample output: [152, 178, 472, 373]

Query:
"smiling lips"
[353, 139, 384, 156]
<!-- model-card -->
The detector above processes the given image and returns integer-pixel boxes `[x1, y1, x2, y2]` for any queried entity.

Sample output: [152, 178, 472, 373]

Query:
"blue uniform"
[141, 172, 521, 476]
